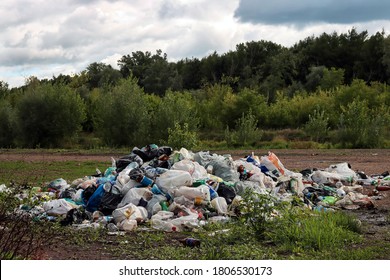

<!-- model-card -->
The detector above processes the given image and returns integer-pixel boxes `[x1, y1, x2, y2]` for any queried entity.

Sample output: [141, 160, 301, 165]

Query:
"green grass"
[0, 160, 111, 187]
[268, 210, 363, 252]
[43, 214, 387, 260]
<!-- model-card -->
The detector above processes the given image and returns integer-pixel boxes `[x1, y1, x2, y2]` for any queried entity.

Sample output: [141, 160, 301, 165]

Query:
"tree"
[118, 50, 174, 95]
[150, 90, 199, 143]
[382, 34, 390, 83]
[337, 100, 388, 148]
[95, 76, 150, 147]
[224, 110, 262, 147]
[0, 100, 14, 147]
[0, 81, 9, 99]
[304, 109, 329, 142]
[86, 62, 121, 89]
[320, 67, 344, 90]
[15, 83, 86, 147]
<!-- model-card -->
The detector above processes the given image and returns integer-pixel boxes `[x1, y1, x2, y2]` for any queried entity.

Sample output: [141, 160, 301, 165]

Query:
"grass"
[268, 209, 363, 252]
[35, 212, 389, 260]
[0, 160, 110, 187]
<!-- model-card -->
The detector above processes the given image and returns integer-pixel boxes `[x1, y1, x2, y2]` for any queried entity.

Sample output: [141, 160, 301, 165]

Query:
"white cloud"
[1, 0, 390, 88]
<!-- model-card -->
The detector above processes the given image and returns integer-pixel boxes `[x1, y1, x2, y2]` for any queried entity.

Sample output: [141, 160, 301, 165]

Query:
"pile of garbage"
[3, 144, 390, 232]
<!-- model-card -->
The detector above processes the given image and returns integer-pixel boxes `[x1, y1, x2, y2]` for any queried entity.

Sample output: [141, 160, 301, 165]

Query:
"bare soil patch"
[1, 148, 389, 175]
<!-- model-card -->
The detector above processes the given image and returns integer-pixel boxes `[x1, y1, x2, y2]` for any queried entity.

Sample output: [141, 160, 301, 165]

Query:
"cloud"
[1, 0, 390, 88]
[234, 0, 390, 25]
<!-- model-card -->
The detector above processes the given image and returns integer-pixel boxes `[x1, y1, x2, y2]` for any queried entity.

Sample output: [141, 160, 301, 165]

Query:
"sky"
[1, 0, 390, 88]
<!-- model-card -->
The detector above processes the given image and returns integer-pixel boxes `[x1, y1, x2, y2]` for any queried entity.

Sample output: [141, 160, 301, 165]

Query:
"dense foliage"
[1, 29, 390, 148]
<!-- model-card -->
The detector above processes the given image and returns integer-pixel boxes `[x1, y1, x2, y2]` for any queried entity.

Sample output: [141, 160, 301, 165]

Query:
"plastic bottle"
[194, 196, 211, 207]
[179, 238, 201, 248]
[208, 185, 218, 200]
[336, 188, 346, 197]
[211, 197, 228, 215]
[160, 201, 169, 211]
[150, 219, 177, 232]
[132, 175, 154, 187]
[119, 219, 138, 231]
[150, 183, 163, 194]
[107, 223, 119, 232]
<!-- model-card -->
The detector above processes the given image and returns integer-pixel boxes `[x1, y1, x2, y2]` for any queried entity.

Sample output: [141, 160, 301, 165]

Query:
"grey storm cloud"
[234, 0, 390, 25]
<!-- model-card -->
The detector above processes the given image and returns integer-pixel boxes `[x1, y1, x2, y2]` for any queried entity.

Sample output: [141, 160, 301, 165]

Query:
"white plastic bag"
[112, 203, 147, 223]
[174, 185, 210, 201]
[150, 219, 178, 232]
[211, 197, 228, 215]
[43, 199, 79, 216]
[151, 210, 175, 220]
[311, 170, 342, 185]
[118, 219, 138, 231]
[325, 162, 358, 185]
[172, 159, 208, 180]
[155, 170, 193, 192]
[118, 187, 153, 208]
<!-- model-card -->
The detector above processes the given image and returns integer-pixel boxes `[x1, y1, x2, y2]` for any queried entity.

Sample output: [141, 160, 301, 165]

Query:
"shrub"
[337, 100, 388, 148]
[304, 109, 330, 142]
[0, 100, 15, 147]
[95, 77, 150, 147]
[238, 189, 279, 240]
[224, 111, 263, 147]
[15, 83, 86, 148]
[150, 90, 199, 143]
[167, 122, 198, 150]
[0, 184, 55, 259]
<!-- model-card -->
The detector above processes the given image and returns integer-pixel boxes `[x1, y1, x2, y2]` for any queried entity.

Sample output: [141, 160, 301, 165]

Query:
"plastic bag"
[151, 210, 174, 220]
[172, 159, 208, 180]
[207, 157, 239, 182]
[174, 185, 210, 201]
[155, 170, 193, 193]
[325, 162, 358, 185]
[216, 183, 236, 204]
[311, 170, 342, 186]
[211, 197, 228, 215]
[118, 219, 138, 231]
[118, 187, 153, 208]
[98, 184, 123, 215]
[43, 198, 79, 216]
[85, 184, 105, 212]
[47, 178, 68, 191]
[112, 203, 147, 223]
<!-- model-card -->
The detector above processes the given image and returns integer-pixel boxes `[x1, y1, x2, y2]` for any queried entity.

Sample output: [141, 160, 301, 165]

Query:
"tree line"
[0, 28, 389, 149]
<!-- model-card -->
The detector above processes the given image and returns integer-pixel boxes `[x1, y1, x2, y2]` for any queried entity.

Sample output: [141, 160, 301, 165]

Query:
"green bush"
[304, 109, 330, 142]
[224, 111, 263, 147]
[150, 90, 199, 143]
[337, 100, 389, 148]
[167, 122, 198, 150]
[238, 190, 279, 240]
[15, 83, 86, 148]
[0, 100, 15, 147]
[95, 77, 150, 147]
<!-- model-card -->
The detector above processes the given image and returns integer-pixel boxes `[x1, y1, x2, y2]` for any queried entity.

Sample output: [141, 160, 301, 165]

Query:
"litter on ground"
[2, 144, 389, 233]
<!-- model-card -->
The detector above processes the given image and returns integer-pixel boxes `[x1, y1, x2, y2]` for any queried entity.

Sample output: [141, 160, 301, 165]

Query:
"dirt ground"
[1, 148, 389, 175]
[1, 149, 389, 259]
